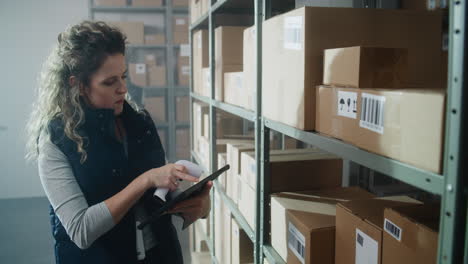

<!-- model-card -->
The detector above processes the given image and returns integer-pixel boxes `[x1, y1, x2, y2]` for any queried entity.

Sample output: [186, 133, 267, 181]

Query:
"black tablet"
[138, 164, 230, 229]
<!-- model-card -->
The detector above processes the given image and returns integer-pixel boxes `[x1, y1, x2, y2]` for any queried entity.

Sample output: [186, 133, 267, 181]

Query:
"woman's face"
[82, 53, 127, 116]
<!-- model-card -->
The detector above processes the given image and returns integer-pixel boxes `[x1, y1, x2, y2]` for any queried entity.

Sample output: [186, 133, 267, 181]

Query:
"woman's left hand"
[167, 181, 213, 223]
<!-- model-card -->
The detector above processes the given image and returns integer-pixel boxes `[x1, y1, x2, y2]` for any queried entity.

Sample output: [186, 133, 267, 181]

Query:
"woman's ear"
[70, 76, 86, 96]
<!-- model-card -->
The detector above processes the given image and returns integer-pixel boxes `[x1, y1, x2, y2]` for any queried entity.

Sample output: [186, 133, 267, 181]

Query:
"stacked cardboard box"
[177, 44, 190, 86]
[176, 128, 190, 160]
[144, 96, 166, 122]
[214, 190, 232, 264]
[215, 26, 246, 102]
[144, 33, 165, 45]
[173, 0, 188, 7]
[189, 0, 210, 24]
[193, 30, 209, 96]
[243, 26, 257, 111]
[145, 54, 166, 87]
[231, 218, 254, 264]
[176, 96, 189, 122]
[262, 7, 443, 130]
[108, 21, 144, 44]
[173, 15, 189, 44]
[270, 187, 375, 263]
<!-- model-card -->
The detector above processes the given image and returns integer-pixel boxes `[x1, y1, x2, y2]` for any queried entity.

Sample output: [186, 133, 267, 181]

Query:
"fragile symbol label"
[337, 91, 358, 119]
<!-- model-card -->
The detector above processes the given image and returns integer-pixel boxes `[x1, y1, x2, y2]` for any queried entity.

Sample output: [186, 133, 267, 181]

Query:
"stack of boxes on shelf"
[189, 0, 210, 24]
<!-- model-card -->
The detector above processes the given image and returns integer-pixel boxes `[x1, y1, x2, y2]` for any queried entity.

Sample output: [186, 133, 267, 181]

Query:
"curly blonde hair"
[27, 21, 131, 163]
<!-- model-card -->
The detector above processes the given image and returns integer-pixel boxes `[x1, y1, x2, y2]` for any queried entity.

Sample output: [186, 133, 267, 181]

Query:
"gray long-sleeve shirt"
[38, 134, 156, 251]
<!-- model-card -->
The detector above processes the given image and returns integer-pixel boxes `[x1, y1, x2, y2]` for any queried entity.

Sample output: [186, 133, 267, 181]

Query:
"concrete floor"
[0, 197, 191, 263]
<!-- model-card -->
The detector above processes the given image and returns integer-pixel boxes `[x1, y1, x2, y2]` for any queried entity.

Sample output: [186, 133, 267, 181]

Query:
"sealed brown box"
[335, 199, 421, 264]
[286, 210, 335, 264]
[271, 187, 375, 261]
[323, 46, 409, 88]
[174, 30, 188, 44]
[382, 204, 440, 264]
[178, 56, 190, 86]
[193, 30, 209, 95]
[108, 21, 144, 44]
[262, 7, 443, 130]
[132, 0, 162, 6]
[176, 96, 189, 122]
[243, 26, 257, 111]
[231, 218, 254, 264]
[176, 128, 190, 160]
[238, 176, 256, 229]
[192, 101, 209, 154]
[216, 65, 242, 101]
[148, 64, 166, 87]
[95, 0, 126, 6]
[202, 67, 211, 97]
[315, 86, 445, 173]
[129, 63, 148, 87]
[224, 72, 246, 109]
[190, 0, 201, 24]
[214, 191, 230, 264]
[173, 0, 188, 7]
[145, 34, 165, 45]
[144, 96, 166, 122]
[215, 26, 246, 101]
[191, 252, 212, 264]
[241, 149, 343, 191]
[227, 143, 255, 204]
[173, 15, 189, 32]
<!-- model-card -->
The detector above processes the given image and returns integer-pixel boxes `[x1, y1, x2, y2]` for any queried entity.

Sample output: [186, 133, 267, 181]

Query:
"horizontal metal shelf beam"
[264, 118, 444, 195]
[262, 245, 286, 264]
[190, 13, 209, 31]
[91, 6, 165, 13]
[213, 181, 256, 242]
[191, 92, 211, 104]
[212, 100, 256, 121]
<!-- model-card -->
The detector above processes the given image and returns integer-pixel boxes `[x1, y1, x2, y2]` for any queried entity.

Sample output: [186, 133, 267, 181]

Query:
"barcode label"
[180, 44, 190, 57]
[288, 222, 306, 264]
[384, 219, 402, 241]
[136, 64, 146, 74]
[338, 91, 358, 119]
[284, 16, 303, 50]
[360, 93, 386, 134]
[181, 66, 190, 75]
[176, 18, 186, 25]
[355, 229, 378, 264]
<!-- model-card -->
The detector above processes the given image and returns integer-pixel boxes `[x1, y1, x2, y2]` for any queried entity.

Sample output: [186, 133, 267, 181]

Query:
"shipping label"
[360, 93, 386, 134]
[181, 66, 190, 75]
[136, 64, 146, 74]
[176, 18, 186, 25]
[288, 222, 306, 264]
[355, 229, 378, 264]
[337, 91, 358, 119]
[180, 44, 190, 57]
[384, 218, 402, 241]
[284, 16, 303, 50]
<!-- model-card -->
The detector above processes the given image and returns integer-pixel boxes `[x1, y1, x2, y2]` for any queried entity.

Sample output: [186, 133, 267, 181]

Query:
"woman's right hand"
[142, 164, 199, 191]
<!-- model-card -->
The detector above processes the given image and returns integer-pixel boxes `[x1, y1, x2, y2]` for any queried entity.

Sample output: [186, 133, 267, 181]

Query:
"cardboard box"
[262, 7, 443, 130]
[144, 33, 165, 45]
[173, 15, 189, 32]
[215, 26, 246, 101]
[94, 0, 126, 6]
[223, 204, 232, 264]
[108, 21, 144, 44]
[316, 86, 445, 173]
[286, 210, 336, 264]
[335, 198, 421, 264]
[194, 220, 209, 252]
[132, 0, 163, 6]
[198, 136, 210, 169]
[174, 0, 188, 7]
[232, 218, 254, 264]
[238, 176, 256, 229]
[382, 204, 440, 264]
[271, 187, 375, 261]
[129, 63, 148, 87]
[218, 153, 228, 190]
[148, 64, 166, 87]
[214, 190, 229, 264]
[202, 67, 211, 97]
[226, 143, 255, 203]
[243, 26, 257, 111]
[193, 101, 209, 154]
[178, 56, 190, 86]
[191, 252, 212, 264]
[224, 72, 246, 109]
[193, 30, 209, 95]
[190, 0, 201, 24]
[176, 96, 189, 122]
[174, 30, 189, 44]
[176, 128, 190, 160]
[323, 46, 409, 88]
[144, 96, 166, 122]
[201, 0, 209, 16]
[241, 149, 343, 191]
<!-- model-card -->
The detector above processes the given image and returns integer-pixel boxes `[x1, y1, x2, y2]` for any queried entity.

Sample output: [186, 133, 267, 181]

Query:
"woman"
[26, 21, 211, 264]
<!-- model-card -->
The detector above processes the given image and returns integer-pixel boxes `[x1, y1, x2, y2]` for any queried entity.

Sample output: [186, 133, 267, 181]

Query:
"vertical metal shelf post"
[166, 1, 176, 162]
[438, 0, 468, 263]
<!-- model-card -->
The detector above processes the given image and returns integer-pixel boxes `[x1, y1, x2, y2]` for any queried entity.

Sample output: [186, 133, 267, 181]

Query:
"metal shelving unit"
[89, 0, 190, 163]
[189, 0, 467, 264]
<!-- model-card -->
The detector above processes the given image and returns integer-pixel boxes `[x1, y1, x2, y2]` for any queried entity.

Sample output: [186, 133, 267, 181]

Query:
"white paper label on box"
[284, 16, 303, 50]
[235, 75, 242, 90]
[360, 93, 386, 134]
[355, 229, 378, 264]
[288, 222, 306, 264]
[176, 18, 186, 25]
[384, 218, 402, 241]
[136, 64, 146, 74]
[198, 34, 202, 49]
[181, 66, 190, 75]
[337, 91, 358, 119]
[180, 44, 190, 57]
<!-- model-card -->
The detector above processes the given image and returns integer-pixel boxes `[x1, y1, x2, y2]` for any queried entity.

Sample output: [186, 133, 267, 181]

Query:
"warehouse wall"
[0, 0, 89, 199]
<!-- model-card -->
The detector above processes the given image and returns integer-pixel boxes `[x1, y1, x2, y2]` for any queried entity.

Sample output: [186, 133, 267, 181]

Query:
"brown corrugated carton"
[243, 26, 257, 111]
[173, 15, 189, 32]
[176, 96, 189, 122]
[192, 101, 209, 154]
[178, 56, 190, 86]
[224, 72, 247, 109]
[173, 0, 188, 7]
[215, 26, 246, 101]
[382, 204, 440, 264]
[271, 187, 375, 261]
[144, 34, 165, 45]
[174, 30, 188, 44]
[108, 21, 144, 44]
[262, 7, 443, 130]
[202, 67, 211, 97]
[218, 153, 227, 190]
[315, 86, 445, 173]
[132, 0, 163, 6]
[193, 30, 209, 95]
[238, 176, 255, 229]
[323, 46, 409, 88]
[231, 218, 254, 264]
[335, 198, 421, 264]
[148, 64, 166, 87]
[144, 96, 166, 122]
[176, 128, 190, 160]
[226, 143, 255, 204]
[190, 0, 201, 24]
[129, 63, 148, 87]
